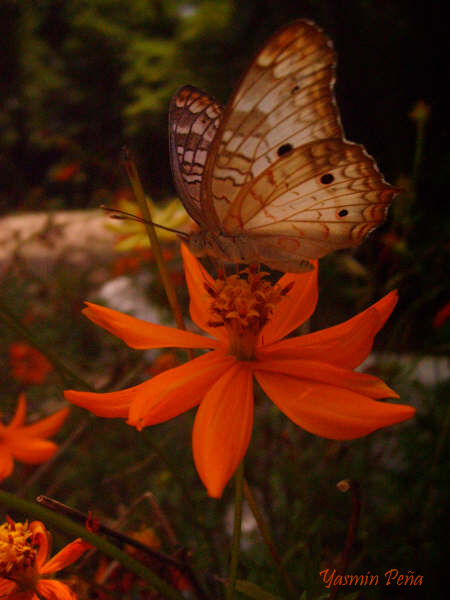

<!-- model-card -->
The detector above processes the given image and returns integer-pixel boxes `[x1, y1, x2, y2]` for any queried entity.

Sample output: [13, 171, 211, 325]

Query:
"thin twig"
[36, 495, 210, 600]
[145, 491, 179, 548]
[36, 495, 185, 570]
[243, 478, 297, 598]
[226, 462, 244, 600]
[330, 480, 362, 600]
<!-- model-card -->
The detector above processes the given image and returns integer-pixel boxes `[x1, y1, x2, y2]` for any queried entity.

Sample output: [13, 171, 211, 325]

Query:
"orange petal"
[259, 308, 379, 368]
[256, 371, 415, 440]
[30, 521, 50, 569]
[181, 244, 228, 344]
[259, 292, 397, 369]
[83, 302, 221, 350]
[37, 579, 76, 599]
[128, 351, 236, 428]
[0, 581, 16, 596]
[7, 392, 27, 429]
[299, 290, 398, 368]
[20, 407, 69, 439]
[259, 261, 318, 346]
[7, 436, 58, 464]
[256, 359, 399, 398]
[64, 380, 148, 418]
[193, 363, 253, 498]
[40, 538, 90, 575]
[0, 447, 14, 481]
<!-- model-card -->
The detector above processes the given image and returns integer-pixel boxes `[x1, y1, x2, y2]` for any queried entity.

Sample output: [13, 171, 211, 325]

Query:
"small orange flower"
[9, 343, 53, 385]
[0, 517, 90, 599]
[48, 162, 81, 182]
[433, 302, 450, 329]
[147, 352, 179, 376]
[112, 248, 174, 277]
[65, 246, 415, 498]
[0, 394, 69, 481]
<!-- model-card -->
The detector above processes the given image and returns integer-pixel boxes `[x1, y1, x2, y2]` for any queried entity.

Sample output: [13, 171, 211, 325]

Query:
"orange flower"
[0, 394, 69, 481]
[146, 352, 179, 376]
[9, 343, 53, 385]
[0, 517, 89, 599]
[112, 248, 174, 277]
[433, 302, 450, 329]
[65, 246, 415, 498]
[48, 162, 81, 182]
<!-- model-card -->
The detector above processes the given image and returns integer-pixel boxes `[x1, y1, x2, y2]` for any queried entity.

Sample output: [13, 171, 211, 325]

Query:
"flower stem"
[0, 300, 93, 390]
[123, 153, 189, 339]
[412, 105, 429, 183]
[331, 480, 361, 600]
[243, 478, 297, 598]
[226, 461, 244, 600]
[0, 490, 185, 600]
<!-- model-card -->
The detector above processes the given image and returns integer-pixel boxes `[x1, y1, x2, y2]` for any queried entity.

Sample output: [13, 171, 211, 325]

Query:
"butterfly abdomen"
[186, 231, 260, 263]
[185, 231, 313, 273]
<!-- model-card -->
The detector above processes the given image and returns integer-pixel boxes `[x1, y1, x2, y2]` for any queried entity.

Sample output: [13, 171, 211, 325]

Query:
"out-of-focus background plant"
[1, 1, 448, 599]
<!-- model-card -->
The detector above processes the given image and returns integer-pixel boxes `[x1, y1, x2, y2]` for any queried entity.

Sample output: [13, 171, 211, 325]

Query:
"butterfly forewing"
[169, 85, 223, 227]
[202, 20, 343, 225]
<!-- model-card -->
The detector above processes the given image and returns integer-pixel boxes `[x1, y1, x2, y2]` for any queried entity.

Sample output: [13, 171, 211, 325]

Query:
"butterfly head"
[185, 231, 212, 258]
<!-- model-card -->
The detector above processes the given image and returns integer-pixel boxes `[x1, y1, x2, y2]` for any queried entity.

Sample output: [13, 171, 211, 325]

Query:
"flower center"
[205, 266, 292, 360]
[0, 518, 37, 581]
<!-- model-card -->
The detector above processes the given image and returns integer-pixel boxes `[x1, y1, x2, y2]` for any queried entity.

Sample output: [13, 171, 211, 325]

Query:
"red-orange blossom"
[0, 518, 89, 600]
[65, 246, 415, 497]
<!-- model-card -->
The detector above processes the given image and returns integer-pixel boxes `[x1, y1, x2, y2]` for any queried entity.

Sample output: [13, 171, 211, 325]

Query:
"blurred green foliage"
[1, 0, 446, 204]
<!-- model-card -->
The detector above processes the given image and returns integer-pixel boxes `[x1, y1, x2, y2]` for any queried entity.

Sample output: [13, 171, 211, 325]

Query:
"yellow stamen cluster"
[206, 267, 292, 360]
[0, 518, 36, 578]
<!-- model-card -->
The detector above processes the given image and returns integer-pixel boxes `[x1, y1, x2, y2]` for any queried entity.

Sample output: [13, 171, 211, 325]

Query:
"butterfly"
[169, 19, 397, 273]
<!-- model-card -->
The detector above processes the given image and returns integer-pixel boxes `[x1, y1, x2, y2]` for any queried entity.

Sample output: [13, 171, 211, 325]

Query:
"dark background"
[0, 0, 445, 207]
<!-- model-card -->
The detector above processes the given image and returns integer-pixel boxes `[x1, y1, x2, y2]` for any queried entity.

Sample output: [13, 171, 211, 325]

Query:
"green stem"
[0, 490, 185, 600]
[412, 120, 425, 184]
[243, 478, 297, 599]
[330, 480, 361, 600]
[123, 155, 188, 336]
[226, 462, 244, 600]
[0, 300, 93, 390]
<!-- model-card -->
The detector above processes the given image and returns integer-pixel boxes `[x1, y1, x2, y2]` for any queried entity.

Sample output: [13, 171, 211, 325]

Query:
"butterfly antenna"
[101, 205, 189, 239]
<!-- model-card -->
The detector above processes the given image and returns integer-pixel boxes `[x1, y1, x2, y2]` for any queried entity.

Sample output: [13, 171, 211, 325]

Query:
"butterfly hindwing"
[223, 139, 396, 257]
[202, 20, 343, 225]
[169, 85, 223, 227]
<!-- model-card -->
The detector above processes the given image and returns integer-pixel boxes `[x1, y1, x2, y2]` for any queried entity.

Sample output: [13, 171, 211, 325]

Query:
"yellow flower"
[65, 246, 415, 498]
[0, 394, 69, 482]
[0, 518, 90, 599]
[107, 196, 189, 252]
